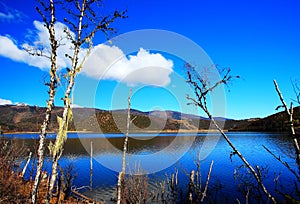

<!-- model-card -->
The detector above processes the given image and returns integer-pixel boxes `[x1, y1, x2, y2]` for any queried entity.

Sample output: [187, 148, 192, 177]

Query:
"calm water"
[7, 132, 298, 203]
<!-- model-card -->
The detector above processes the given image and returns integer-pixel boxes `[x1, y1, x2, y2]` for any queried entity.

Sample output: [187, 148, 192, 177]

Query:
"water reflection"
[78, 134, 196, 173]
[8, 132, 298, 202]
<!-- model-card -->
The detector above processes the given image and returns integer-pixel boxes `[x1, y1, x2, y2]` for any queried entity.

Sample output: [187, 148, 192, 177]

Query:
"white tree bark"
[201, 160, 214, 202]
[273, 80, 300, 166]
[21, 152, 32, 178]
[31, 1, 58, 203]
[210, 116, 276, 203]
[46, 1, 87, 202]
[90, 140, 93, 189]
[186, 64, 277, 203]
[117, 88, 132, 204]
[31, 1, 126, 202]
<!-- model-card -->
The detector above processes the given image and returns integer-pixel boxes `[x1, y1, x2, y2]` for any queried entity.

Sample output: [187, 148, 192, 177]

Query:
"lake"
[7, 132, 298, 203]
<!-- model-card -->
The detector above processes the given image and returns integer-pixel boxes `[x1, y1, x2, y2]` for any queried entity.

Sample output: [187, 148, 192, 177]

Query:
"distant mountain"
[146, 110, 208, 120]
[0, 104, 299, 133]
[229, 106, 300, 133]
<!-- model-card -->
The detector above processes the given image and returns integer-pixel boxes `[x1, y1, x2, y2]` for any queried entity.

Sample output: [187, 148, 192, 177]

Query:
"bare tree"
[263, 144, 300, 181]
[291, 79, 300, 105]
[45, 1, 127, 203]
[201, 160, 214, 202]
[30, 1, 60, 203]
[258, 80, 300, 202]
[188, 160, 214, 203]
[185, 63, 277, 203]
[28, 0, 126, 203]
[117, 88, 132, 204]
[273, 80, 300, 168]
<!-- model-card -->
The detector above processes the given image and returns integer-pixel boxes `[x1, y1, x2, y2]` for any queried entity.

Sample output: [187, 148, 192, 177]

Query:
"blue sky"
[0, 0, 299, 119]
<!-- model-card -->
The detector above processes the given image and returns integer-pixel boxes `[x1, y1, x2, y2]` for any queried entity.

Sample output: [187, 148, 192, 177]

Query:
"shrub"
[0, 136, 28, 203]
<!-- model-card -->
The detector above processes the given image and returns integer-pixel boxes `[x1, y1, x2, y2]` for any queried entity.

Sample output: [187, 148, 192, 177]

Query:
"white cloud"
[82, 46, 174, 87]
[0, 98, 12, 105]
[0, 35, 51, 69]
[0, 2, 27, 22]
[23, 20, 79, 69]
[0, 12, 14, 21]
[0, 20, 174, 86]
[0, 36, 26, 61]
[0, 20, 78, 70]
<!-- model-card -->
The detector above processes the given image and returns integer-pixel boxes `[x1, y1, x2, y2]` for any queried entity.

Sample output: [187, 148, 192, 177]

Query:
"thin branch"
[201, 160, 214, 202]
[64, 18, 78, 34]
[23, 45, 51, 59]
[81, 10, 127, 44]
[130, 115, 137, 123]
[262, 145, 300, 182]
[35, 6, 49, 28]
[210, 117, 277, 203]
[291, 79, 300, 105]
[274, 80, 291, 115]
[186, 64, 277, 203]
[246, 188, 250, 204]
[273, 80, 300, 168]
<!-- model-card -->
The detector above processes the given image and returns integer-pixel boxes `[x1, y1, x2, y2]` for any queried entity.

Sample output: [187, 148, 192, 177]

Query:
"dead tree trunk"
[21, 151, 32, 178]
[201, 160, 214, 202]
[90, 140, 93, 190]
[209, 112, 277, 203]
[122, 88, 132, 174]
[188, 170, 195, 203]
[117, 88, 132, 204]
[117, 172, 123, 204]
[273, 80, 300, 168]
[186, 63, 277, 203]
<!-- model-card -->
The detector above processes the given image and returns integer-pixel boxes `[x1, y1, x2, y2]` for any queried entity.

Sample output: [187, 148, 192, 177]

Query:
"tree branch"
[291, 79, 300, 105]
[186, 63, 277, 203]
[262, 145, 300, 182]
[273, 80, 291, 115]
[273, 80, 300, 168]
[201, 160, 214, 202]
[31, 0, 59, 203]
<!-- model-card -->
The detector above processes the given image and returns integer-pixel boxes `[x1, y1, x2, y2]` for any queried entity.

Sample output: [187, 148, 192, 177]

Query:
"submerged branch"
[201, 160, 214, 202]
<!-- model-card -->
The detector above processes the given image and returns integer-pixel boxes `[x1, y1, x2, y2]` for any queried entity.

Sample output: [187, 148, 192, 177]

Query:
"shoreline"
[3, 129, 228, 135]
